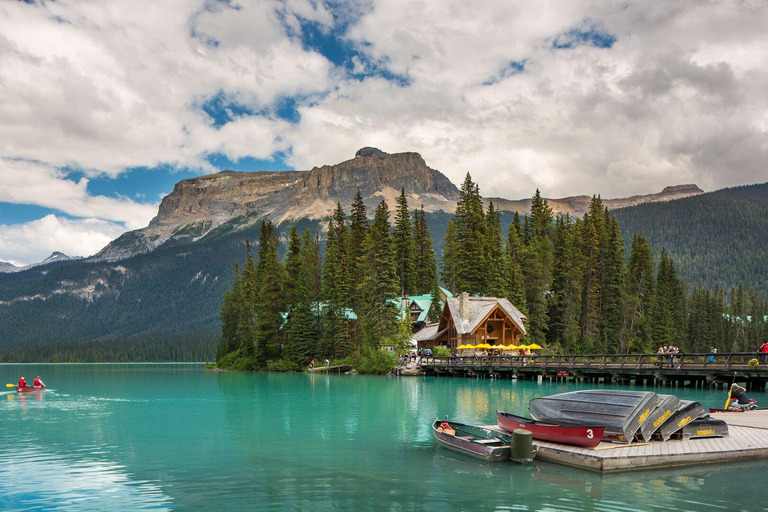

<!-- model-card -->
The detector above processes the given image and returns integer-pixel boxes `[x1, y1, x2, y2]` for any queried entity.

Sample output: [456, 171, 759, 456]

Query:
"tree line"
[216, 189, 441, 372]
[216, 174, 768, 371]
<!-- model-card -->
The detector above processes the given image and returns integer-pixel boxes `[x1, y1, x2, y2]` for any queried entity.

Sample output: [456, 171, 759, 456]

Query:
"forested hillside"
[613, 182, 768, 291]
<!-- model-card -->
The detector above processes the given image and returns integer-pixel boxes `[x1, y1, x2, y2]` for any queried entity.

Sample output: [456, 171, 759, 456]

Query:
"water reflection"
[0, 444, 173, 510]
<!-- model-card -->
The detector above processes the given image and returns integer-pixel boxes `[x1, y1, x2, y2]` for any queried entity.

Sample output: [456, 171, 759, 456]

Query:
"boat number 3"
[586, 429, 593, 439]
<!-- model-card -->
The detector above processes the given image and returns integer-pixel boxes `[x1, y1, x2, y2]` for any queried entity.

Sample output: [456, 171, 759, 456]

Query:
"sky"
[0, 0, 766, 265]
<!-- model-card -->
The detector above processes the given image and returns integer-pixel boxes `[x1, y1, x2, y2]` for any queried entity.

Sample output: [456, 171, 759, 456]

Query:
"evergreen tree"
[283, 226, 302, 307]
[601, 216, 626, 352]
[442, 173, 487, 294]
[217, 260, 241, 360]
[393, 188, 417, 296]
[548, 215, 582, 352]
[521, 189, 554, 345]
[322, 203, 353, 358]
[284, 230, 321, 364]
[237, 241, 258, 361]
[579, 197, 604, 349]
[255, 221, 285, 366]
[358, 200, 400, 349]
[505, 215, 527, 311]
[347, 188, 369, 318]
[414, 207, 438, 295]
[651, 248, 687, 348]
[485, 201, 511, 297]
[621, 235, 656, 353]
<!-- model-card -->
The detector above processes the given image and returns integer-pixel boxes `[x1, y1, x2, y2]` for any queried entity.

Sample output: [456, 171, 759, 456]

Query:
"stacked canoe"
[518, 390, 727, 445]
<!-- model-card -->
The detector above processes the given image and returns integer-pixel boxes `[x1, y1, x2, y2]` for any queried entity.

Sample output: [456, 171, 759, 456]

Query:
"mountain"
[0, 252, 78, 274]
[95, 147, 459, 262]
[487, 184, 703, 217]
[612, 182, 768, 291]
[94, 147, 701, 262]
[0, 147, 723, 359]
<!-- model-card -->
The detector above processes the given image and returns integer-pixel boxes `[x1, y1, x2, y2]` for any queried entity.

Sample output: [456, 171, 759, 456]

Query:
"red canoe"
[496, 410, 604, 448]
[16, 386, 45, 393]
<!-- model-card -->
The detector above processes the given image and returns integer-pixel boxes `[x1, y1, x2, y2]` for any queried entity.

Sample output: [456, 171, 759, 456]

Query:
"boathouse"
[414, 292, 526, 351]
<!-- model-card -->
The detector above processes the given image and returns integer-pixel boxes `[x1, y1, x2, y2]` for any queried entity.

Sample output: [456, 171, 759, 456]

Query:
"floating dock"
[485, 410, 768, 472]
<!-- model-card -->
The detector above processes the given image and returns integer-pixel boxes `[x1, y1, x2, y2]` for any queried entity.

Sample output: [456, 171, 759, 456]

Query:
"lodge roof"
[444, 296, 527, 335]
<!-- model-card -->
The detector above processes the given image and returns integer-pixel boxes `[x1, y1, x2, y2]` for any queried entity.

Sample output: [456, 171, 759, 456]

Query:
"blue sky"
[1, 0, 766, 265]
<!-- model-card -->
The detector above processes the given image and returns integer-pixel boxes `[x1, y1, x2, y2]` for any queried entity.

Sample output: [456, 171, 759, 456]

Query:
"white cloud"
[0, 159, 157, 230]
[1, 0, 768, 263]
[0, 215, 127, 266]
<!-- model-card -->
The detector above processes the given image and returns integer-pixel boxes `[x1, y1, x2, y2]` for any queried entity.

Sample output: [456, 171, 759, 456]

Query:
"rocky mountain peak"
[355, 147, 388, 158]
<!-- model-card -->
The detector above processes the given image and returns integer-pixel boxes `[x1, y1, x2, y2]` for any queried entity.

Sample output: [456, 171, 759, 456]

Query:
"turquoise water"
[0, 364, 764, 511]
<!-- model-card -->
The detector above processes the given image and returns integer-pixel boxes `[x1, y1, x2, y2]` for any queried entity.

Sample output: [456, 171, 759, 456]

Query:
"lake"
[0, 364, 764, 511]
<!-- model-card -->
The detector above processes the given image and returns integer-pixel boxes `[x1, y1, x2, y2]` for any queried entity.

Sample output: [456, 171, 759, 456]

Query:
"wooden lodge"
[414, 292, 527, 351]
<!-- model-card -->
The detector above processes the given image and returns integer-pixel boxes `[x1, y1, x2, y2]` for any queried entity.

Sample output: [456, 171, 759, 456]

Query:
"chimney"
[459, 292, 470, 322]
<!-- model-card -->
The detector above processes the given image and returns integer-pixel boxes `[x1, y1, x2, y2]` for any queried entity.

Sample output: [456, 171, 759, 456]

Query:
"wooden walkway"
[484, 410, 768, 472]
[309, 364, 353, 373]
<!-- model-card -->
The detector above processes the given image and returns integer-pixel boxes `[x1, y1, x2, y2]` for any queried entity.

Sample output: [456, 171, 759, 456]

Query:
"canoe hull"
[15, 386, 45, 393]
[432, 420, 512, 462]
[496, 411, 604, 448]
[529, 390, 660, 444]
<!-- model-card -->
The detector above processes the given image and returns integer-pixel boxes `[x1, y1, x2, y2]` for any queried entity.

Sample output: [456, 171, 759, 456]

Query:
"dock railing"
[418, 352, 768, 373]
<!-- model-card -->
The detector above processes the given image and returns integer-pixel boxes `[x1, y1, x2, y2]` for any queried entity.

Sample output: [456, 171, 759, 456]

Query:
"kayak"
[496, 410, 604, 448]
[16, 386, 45, 393]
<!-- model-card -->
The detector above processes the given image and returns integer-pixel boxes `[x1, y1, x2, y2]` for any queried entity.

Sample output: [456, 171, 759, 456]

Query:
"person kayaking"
[33, 376, 45, 388]
[18, 376, 29, 389]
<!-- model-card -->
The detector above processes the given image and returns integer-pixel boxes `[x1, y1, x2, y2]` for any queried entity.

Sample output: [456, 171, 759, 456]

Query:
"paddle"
[724, 371, 737, 409]
[6, 383, 16, 388]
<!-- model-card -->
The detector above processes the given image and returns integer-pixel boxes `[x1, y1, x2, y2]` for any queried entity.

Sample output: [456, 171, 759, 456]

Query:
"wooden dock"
[309, 364, 353, 373]
[485, 410, 768, 472]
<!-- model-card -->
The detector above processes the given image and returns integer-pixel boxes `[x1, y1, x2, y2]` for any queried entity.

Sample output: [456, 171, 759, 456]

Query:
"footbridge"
[419, 352, 768, 390]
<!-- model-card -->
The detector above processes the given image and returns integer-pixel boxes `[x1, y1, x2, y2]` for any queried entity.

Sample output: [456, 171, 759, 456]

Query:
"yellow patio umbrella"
[475, 343, 494, 350]
[527, 343, 543, 350]
[457, 344, 473, 350]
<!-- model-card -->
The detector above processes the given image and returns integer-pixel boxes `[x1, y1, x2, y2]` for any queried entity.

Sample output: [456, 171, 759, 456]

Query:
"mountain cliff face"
[95, 148, 460, 261]
[94, 148, 703, 262]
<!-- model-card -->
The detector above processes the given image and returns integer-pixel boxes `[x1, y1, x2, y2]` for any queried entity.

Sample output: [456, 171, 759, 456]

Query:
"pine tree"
[413, 207, 438, 295]
[283, 226, 302, 307]
[322, 203, 353, 358]
[347, 188, 369, 321]
[506, 215, 527, 311]
[255, 221, 284, 366]
[521, 189, 553, 345]
[621, 235, 656, 353]
[217, 260, 242, 360]
[485, 201, 511, 297]
[284, 230, 321, 364]
[548, 215, 581, 352]
[442, 173, 487, 294]
[393, 188, 416, 296]
[651, 248, 686, 348]
[358, 200, 400, 349]
[237, 241, 258, 361]
[601, 216, 626, 352]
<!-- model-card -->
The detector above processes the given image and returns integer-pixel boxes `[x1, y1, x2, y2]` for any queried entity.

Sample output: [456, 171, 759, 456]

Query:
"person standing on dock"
[325, 359, 330, 367]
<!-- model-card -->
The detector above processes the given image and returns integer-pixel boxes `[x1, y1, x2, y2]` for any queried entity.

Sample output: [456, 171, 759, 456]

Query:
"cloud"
[0, 215, 127, 266]
[0, 0, 767, 266]
[0, 159, 157, 230]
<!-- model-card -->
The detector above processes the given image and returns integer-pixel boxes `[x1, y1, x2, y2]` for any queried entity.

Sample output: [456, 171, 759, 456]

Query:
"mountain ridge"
[94, 148, 702, 262]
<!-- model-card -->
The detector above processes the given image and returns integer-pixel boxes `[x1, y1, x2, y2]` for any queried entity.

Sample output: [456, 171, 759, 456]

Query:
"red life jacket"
[33, 378, 42, 387]
[18, 378, 26, 387]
